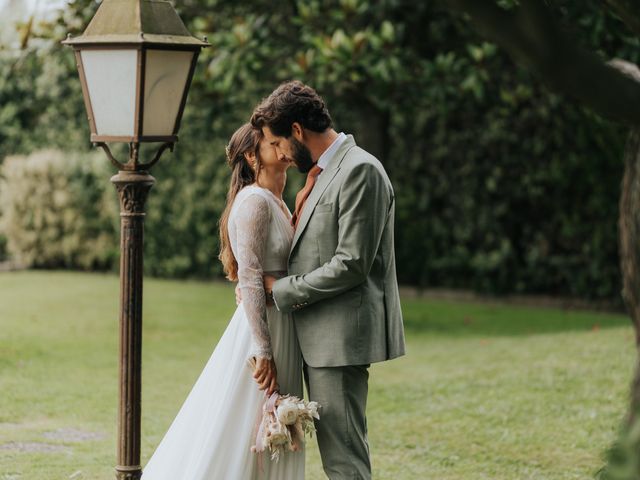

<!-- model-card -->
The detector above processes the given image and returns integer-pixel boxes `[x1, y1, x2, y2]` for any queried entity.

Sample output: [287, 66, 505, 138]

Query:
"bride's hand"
[253, 356, 278, 395]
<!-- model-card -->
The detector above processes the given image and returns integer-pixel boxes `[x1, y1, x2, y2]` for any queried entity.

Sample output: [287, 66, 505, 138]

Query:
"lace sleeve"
[235, 193, 273, 360]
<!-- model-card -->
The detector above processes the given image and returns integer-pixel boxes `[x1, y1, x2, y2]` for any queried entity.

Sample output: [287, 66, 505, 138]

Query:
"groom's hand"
[263, 275, 276, 306]
[253, 357, 278, 395]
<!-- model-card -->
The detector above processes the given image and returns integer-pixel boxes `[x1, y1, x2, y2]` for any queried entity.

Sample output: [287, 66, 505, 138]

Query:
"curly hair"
[251, 81, 332, 137]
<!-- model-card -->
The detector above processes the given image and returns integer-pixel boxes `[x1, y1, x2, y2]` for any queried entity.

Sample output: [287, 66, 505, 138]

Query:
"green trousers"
[304, 364, 371, 480]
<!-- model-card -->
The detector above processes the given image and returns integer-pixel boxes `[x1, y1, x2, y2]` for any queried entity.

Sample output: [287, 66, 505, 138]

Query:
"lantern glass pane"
[80, 49, 138, 137]
[142, 49, 194, 137]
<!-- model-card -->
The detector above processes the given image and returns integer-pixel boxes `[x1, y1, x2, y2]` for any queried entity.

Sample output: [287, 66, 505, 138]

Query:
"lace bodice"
[227, 186, 294, 359]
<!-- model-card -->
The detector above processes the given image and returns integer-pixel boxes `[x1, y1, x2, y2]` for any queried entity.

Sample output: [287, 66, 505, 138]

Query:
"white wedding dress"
[141, 185, 304, 480]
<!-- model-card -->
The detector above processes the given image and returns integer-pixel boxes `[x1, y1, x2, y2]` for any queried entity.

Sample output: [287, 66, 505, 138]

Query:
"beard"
[290, 137, 314, 173]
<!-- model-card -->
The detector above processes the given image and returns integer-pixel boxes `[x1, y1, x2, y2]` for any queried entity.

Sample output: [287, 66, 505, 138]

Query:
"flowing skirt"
[141, 303, 304, 480]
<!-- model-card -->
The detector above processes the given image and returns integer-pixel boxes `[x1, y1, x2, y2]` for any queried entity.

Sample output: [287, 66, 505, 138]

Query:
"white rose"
[277, 403, 299, 425]
[267, 422, 290, 448]
[270, 431, 289, 446]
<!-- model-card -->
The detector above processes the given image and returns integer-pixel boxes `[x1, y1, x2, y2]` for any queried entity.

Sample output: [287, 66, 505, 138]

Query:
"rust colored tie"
[291, 164, 323, 229]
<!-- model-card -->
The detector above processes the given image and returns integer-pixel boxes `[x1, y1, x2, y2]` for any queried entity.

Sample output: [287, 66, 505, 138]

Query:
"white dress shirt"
[316, 132, 347, 171]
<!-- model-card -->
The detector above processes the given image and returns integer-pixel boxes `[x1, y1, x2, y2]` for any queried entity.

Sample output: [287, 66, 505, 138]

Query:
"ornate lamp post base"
[111, 170, 155, 480]
[114, 465, 143, 480]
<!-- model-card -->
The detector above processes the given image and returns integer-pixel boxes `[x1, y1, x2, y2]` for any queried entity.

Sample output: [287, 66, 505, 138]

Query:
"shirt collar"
[316, 132, 347, 170]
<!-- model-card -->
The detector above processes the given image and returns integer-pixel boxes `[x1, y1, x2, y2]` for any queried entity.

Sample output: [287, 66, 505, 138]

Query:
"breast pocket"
[314, 202, 334, 214]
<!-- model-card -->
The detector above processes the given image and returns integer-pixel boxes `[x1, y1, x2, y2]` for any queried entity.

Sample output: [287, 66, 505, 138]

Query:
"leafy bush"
[0, 150, 118, 269]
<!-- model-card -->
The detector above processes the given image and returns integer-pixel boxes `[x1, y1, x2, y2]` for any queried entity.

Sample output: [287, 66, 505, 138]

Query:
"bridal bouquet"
[251, 390, 320, 463]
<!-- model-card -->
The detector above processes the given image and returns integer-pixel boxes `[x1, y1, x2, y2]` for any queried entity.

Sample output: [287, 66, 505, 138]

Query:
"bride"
[141, 123, 304, 479]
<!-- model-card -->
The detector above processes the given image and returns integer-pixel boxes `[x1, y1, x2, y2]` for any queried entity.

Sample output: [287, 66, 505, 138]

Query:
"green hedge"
[0, 150, 118, 269]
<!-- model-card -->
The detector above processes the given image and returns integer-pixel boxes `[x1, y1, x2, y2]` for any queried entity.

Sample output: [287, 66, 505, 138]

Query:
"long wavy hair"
[218, 123, 262, 281]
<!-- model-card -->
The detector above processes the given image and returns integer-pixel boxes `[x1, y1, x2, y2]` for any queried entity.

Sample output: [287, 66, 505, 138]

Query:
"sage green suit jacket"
[273, 135, 405, 368]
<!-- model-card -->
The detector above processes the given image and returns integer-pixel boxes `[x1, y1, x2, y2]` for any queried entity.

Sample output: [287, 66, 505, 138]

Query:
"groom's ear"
[291, 122, 304, 142]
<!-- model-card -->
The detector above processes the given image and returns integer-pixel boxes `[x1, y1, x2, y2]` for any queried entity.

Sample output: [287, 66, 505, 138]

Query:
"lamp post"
[63, 2, 208, 479]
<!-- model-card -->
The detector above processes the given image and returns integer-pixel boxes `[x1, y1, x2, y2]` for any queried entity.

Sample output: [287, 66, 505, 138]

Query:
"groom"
[251, 81, 405, 479]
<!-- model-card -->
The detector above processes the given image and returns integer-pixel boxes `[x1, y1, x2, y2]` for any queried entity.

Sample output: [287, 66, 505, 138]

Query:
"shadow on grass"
[401, 298, 631, 337]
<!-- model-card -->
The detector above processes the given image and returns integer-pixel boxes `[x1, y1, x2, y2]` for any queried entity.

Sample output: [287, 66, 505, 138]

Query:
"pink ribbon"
[253, 391, 280, 473]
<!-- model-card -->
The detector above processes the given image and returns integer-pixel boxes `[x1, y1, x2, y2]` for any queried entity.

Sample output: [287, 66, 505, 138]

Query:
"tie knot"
[308, 164, 323, 178]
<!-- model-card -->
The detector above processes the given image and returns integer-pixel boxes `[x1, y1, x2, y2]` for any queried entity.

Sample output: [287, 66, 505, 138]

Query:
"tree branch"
[447, 0, 640, 125]
[603, 0, 640, 38]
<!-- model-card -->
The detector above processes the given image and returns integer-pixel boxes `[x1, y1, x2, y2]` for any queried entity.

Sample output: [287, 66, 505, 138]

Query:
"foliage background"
[0, 0, 637, 300]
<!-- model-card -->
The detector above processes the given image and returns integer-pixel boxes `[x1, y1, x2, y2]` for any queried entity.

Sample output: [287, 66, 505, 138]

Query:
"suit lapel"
[289, 136, 356, 255]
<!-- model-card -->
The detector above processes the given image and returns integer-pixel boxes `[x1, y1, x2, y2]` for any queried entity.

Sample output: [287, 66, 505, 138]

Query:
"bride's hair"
[219, 123, 262, 281]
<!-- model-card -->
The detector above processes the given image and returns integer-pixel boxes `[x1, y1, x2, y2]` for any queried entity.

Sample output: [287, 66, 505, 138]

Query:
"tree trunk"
[447, 0, 640, 125]
[603, 0, 640, 38]
[619, 127, 640, 421]
[355, 104, 390, 163]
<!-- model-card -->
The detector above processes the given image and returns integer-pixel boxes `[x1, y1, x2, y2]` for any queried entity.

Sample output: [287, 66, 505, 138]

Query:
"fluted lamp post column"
[62, 1, 208, 478]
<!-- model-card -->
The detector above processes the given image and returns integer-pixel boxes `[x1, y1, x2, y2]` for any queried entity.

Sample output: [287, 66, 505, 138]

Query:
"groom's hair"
[251, 81, 332, 137]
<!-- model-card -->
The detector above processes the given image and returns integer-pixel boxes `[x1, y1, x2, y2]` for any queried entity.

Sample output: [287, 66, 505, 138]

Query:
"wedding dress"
[141, 185, 304, 479]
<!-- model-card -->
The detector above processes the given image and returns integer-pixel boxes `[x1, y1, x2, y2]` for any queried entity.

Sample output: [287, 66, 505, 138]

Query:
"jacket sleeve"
[272, 161, 391, 312]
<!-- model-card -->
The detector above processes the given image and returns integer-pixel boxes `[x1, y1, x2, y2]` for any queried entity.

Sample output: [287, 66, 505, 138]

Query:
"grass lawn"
[0, 270, 635, 479]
